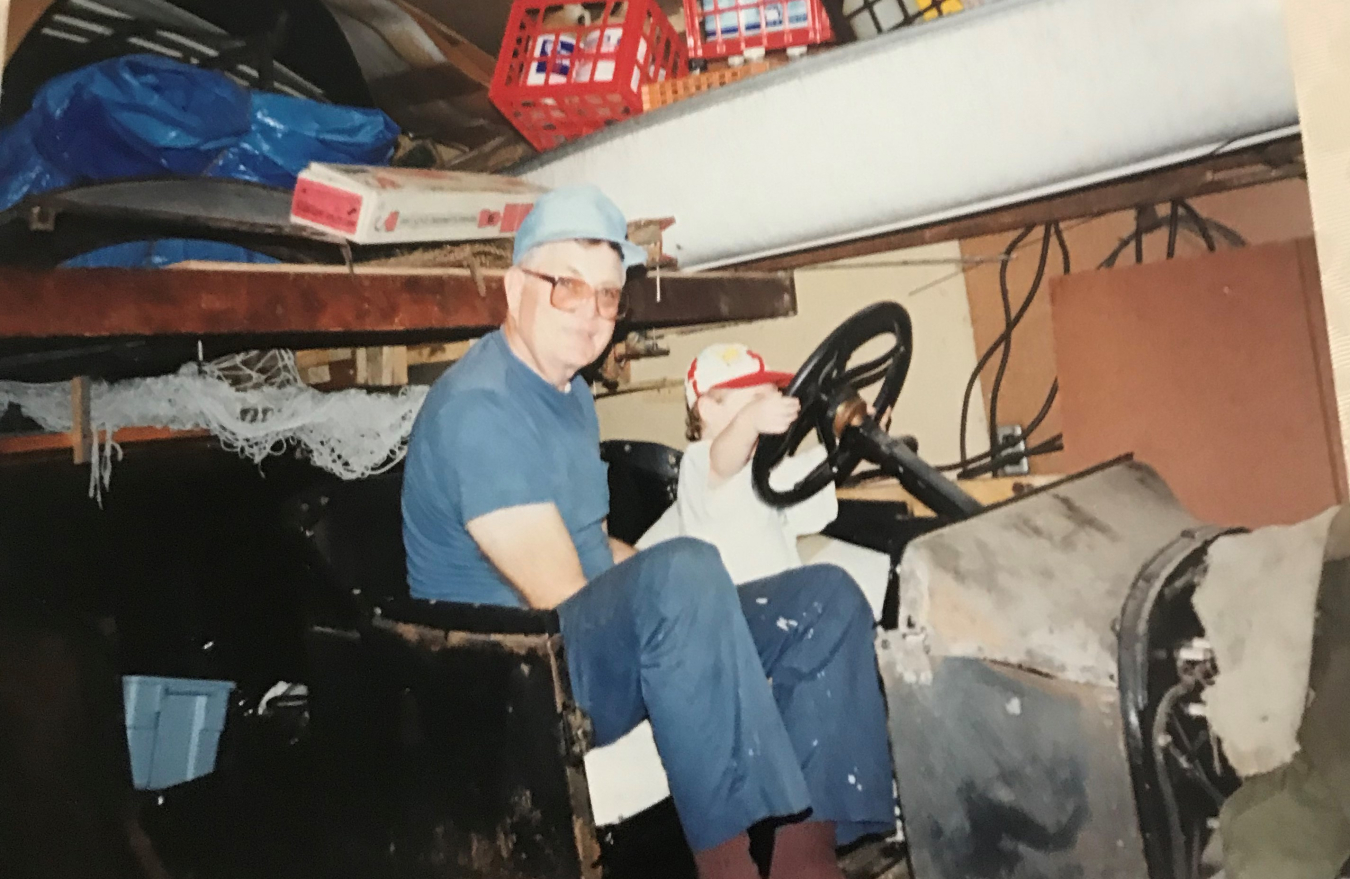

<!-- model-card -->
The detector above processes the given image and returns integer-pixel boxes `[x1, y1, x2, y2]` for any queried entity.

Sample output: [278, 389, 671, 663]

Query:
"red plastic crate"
[682, 0, 834, 60]
[491, 0, 685, 151]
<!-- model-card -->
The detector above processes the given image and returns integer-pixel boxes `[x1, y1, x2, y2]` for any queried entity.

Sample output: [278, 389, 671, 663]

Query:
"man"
[401, 185, 893, 879]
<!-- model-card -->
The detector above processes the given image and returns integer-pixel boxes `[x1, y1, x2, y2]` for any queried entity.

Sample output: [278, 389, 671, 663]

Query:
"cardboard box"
[290, 164, 545, 245]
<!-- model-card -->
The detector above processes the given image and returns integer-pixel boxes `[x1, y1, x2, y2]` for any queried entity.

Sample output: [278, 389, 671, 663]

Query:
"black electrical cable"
[1152, 679, 1196, 879]
[1100, 203, 1241, 269]
[987, 225, 1052, 458]
[1166, 201, 1182, 260]
[955, 433, 1063, 480]
[1177, 200, 1217, 252]
[1134, 207, 1146, 265]
[984, 224, 1066, 463]
[939, 378, 1059, 474]
[957, 226, 1037, 464]
[952, 222, 1068, 474]
[1022, 378, 1058, 439]
[1053, 221, 1070, 274]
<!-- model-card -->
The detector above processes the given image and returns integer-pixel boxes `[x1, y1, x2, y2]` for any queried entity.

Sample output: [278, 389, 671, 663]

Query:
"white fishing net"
[0, 351, 429, 502]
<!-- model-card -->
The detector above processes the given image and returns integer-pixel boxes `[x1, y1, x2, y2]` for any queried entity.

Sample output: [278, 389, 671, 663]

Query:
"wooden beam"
[0, 426, 210, 457]
[838, 474, 1060, 516]
[406, 341, 474, 365]
[627, 269, 796, 328]
[0, 265, 796, 339]
[354, 345, 409, 387]
[735, 138, 1305, 271]
[69, 375, 91, 465]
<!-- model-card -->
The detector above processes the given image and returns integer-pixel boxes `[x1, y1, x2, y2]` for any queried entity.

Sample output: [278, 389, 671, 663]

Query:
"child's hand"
[744, 392, 801, 436]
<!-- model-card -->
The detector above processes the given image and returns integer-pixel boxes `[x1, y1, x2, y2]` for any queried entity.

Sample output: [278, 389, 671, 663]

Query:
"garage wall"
[596, 240, 990, 467]
[960, 178, 1315, 474]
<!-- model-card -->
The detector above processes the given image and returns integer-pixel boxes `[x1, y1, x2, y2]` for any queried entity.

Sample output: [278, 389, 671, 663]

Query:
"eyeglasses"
[520, 268, 628, 320]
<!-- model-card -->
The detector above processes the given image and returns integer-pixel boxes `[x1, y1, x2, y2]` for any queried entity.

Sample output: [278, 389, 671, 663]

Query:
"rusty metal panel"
[884, 655, 1148, 879]
[890, 461, 1199, 688]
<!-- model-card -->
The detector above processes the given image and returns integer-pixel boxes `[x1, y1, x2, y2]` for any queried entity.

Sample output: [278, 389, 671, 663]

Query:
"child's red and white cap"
[685, 343, 793, 408]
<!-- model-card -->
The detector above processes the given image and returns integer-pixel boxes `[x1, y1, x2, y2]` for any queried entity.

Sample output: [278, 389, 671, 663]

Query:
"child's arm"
[708, 392, 801, 486]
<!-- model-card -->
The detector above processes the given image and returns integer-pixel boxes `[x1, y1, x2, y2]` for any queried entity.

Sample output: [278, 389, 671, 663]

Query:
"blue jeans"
[556, 537, 894, 852]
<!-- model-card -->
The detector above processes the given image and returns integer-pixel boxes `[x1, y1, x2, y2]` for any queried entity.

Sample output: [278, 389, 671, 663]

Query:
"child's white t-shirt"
[638, 440, 838, 585]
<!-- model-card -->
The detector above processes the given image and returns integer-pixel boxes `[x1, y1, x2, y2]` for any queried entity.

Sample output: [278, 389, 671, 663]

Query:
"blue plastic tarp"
[0, 52, 398, 217]
[210, 91, 400, 187]
[26, 53, 252, 185]
[60, 240, 280, 269]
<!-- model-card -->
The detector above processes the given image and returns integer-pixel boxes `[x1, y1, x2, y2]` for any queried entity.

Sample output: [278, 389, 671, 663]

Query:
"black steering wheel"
[751, 302, 982, 519]
[752, 303, 912, 506]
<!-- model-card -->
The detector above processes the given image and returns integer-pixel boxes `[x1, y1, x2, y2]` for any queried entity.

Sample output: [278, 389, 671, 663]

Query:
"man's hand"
[466, 503, 588, 609]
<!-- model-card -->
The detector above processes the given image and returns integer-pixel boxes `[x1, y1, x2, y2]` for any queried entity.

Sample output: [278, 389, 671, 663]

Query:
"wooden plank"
[958, 178, 1314, 477]
[394, 0, 498, 88]
[69, 376, 91, 465]
[0, 265, 796, 338]
[839, 474, 1059, 515]
[354, 346, 409, 386]
[406, 341, 474, 365]
[735, 138, 1304, 271]
[0, 426, 210, 457]
[1049, 239, 1343, 528]
[295, 348, 353, 369]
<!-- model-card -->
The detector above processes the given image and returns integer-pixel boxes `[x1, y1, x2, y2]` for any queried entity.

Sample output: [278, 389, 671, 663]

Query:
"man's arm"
[467, 503, 589, 609]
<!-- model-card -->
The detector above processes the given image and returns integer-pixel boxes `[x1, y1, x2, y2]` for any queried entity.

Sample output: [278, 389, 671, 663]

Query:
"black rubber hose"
[1152, 679, 1197, 879]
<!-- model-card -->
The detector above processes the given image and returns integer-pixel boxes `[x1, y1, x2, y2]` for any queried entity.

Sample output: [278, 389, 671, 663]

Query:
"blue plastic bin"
[122, 675, 234, 791]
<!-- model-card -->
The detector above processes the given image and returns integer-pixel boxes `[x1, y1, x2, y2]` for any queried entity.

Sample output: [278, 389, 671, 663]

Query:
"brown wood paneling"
[1049, 238, 1346, 528]
[960, 179, 1316, 475]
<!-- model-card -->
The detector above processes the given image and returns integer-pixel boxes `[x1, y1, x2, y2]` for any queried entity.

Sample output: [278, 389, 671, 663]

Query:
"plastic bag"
[60, 240, 280, 269]
[209, 91, 398, 187]
[0, 112, 73, 211]
[29, 54, 252, 181]
[0, 54, 398, 210]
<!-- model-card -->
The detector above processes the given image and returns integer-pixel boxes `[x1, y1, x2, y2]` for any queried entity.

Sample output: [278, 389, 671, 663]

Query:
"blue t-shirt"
[401, 329, 613, 607]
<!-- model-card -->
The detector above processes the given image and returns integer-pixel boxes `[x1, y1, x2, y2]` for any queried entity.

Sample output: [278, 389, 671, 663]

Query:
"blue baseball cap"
[512, 184, 648, 271]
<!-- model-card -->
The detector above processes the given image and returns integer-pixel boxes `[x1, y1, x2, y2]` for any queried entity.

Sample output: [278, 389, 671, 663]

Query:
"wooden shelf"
[0, 426, 210, 457]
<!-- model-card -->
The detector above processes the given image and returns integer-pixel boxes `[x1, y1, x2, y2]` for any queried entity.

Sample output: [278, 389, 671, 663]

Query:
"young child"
[649, 343, 838, 585]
